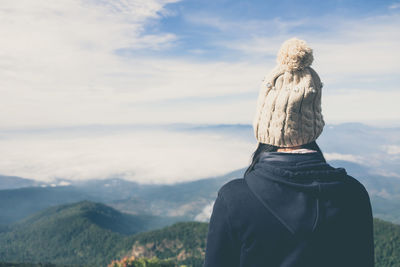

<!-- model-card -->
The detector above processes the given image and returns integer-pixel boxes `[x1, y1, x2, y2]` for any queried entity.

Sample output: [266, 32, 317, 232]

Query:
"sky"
[1, 0, 399, 183]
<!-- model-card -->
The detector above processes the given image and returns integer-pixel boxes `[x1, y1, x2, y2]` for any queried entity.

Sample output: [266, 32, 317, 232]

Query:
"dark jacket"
[204, 151, 374, 267]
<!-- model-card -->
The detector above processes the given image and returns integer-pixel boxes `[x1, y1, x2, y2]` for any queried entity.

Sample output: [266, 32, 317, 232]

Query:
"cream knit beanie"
[253, 38, 325, 147]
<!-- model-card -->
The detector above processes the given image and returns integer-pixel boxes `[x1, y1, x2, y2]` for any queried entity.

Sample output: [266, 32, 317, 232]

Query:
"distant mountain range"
[0, 122, 399, 266]
[0, 201, 398, 267]
[0, 168, 243, 226]
[0, 186, 90, 225]
[0, 175, 43, 190]
[1, 162, 399, 226]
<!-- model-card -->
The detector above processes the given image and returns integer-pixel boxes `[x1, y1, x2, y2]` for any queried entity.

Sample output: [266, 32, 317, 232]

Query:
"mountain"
[105, 162, 400, 223]
[125, 222, 208, 267]
[0, 175, 42, 190]
[0, 201, 399, 267]
[0, 264, 66, 267]
[121, 219, 400, 267]
[374, 219, 400, 267]
[108, 169, 244, 219]
[1, 123, 400, 225]
[0, 201, 176, 267]
[0, 168, 243, 226]
[2, 163, 400, 226]
[1, 123, 400, 228]
[70, 178, 149, 203]
[0, 186, 91, 225]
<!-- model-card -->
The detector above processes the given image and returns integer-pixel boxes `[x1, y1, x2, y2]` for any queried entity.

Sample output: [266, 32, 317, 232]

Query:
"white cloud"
[0, 128, 254, 183]
[1, 2, 399, 131]
[194, 202, 214, 222]
[371, 170, 400, 179]
[389, 2, 400, 9]
[322, 90, 400, 124]
[313, 14, 400, 79]
[1, 58, 264, 128]
[214, 14, 400, 80]
[374, 188, 391, 199]
[190, 13, 400, 125]
[1, 1, 399, 183]
[0, 0, 265, 129]
[58, 181, 71, 186]
[186, 13, 308, 35]
[324, 153, 364, 164]
[0, 0, 184, 129]
[382, 145, 400, 155]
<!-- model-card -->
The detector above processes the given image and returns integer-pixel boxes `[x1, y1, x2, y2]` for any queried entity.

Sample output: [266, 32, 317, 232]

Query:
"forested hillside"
[374, 218, 400, 267]
[0, 201, 399, 267]
[0, 201, 175, 266]
[125, 222, 208, 267]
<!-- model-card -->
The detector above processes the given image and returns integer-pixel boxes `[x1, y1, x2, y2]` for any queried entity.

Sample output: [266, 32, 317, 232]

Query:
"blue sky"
[148, 0, 396, 60]
[1, 0, 399, 129]
[135, 0, 399, 63]
[0, 0, 399, 183]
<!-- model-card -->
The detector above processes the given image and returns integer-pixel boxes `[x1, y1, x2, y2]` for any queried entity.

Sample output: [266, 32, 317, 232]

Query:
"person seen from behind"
[204, 38, 374, 267]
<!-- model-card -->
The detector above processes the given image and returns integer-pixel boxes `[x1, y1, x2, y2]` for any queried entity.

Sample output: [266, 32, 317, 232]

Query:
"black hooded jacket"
[204, 151, 374, 267]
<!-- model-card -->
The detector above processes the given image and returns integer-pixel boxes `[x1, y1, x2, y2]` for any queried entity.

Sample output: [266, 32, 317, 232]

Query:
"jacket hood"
[244, 151, 348, 235]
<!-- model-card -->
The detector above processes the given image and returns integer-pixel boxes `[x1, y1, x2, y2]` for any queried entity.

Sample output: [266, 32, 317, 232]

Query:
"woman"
[204, 38, 374, 267]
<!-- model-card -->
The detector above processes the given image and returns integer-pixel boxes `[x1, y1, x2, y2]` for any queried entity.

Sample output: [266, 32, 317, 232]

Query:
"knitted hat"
[253, 38, 325, 147]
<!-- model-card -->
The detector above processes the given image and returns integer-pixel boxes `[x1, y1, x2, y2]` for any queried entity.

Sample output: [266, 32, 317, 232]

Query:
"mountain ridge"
[1, 201, 399, 267]
[0, 201, 178, 266]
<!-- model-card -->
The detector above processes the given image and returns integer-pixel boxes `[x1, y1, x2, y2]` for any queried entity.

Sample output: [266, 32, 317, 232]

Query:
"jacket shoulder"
[344, 174, 371, 202]
[326, 163, 371, 201]
[217, 178, 252, 205]
[218, 178, 247, 195]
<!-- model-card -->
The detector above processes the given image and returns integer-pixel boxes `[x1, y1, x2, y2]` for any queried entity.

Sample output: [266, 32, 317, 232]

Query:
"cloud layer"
[1, 0, 399, 182]
[0, 126, 254, 183]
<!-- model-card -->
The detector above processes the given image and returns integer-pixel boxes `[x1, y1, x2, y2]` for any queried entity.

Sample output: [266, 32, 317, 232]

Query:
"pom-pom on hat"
[253, 38, 325, 147]
[277, 38, 314, 71]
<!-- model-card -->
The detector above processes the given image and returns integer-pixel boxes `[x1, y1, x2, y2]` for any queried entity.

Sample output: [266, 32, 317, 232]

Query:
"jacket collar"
[253, 151, 347, 182]
[244, 151, 348, 235]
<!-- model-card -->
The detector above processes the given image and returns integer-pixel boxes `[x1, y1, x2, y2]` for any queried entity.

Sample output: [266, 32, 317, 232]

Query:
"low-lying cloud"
[0, 126, 255, 184]
[194, 201, 214, 222]
[324, 153, 365, 164]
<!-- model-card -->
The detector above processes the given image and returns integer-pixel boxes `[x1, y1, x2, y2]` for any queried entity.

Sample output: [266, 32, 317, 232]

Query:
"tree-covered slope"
[0, 186, 91, 225]
[1, 201, 399, 267]
[121, 219, 400, 267]
[126, 222, 208, 267]
[0, 201, 175, 266]
[374, 218, 400, 267]
[0, 263, 66, 267]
